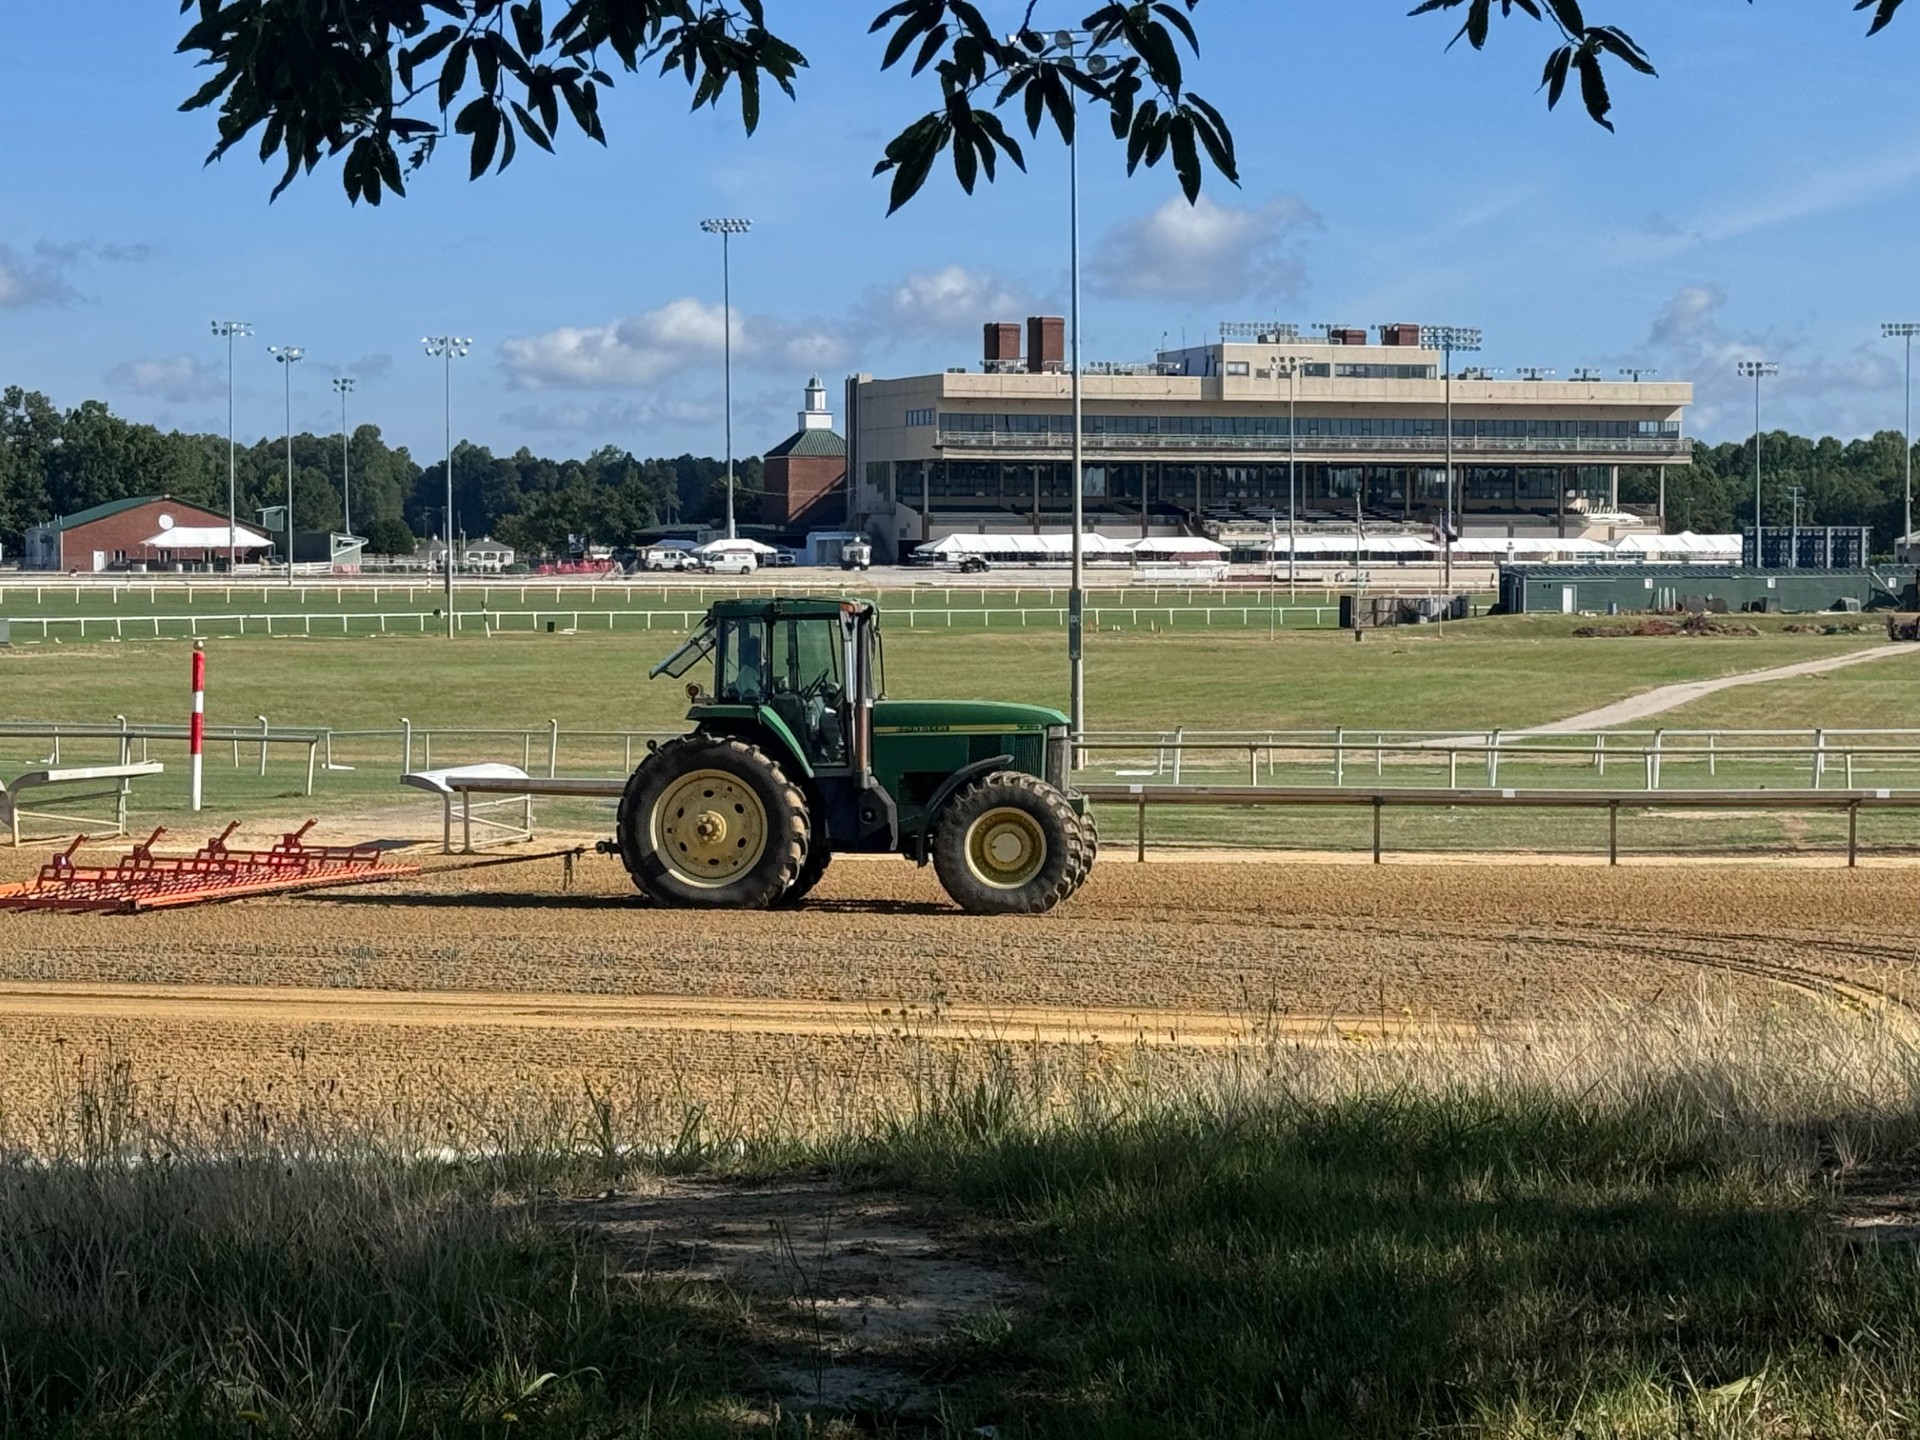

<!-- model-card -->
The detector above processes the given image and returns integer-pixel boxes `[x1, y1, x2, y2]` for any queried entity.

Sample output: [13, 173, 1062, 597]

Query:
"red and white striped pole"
[190, 640, 206, 812]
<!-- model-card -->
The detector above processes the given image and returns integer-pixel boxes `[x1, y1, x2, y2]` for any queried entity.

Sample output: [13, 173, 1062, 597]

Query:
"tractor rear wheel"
[932, 772, 1085, 915]
[1068, 807, 1099, 887]
[775, 842, 832, 908]
[617, 736, 808, 908]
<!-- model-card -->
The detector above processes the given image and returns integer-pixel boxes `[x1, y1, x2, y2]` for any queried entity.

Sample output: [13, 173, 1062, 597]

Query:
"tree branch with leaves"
[173, 0, 1904, 209]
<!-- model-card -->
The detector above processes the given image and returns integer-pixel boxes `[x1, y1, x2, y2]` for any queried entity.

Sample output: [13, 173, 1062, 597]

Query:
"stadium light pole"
[1884, 324, 1919, 549]
[700, 218, 752, 540]
[1272, 354, 1309, 599]
[423, 336, 473, 637]
[211, 321, 252, 571]
[1423, 326, 1481, 594]
[332, 376, 357, 541]
[1738, 361, 1779, 563]
[268, 346, 303, 583]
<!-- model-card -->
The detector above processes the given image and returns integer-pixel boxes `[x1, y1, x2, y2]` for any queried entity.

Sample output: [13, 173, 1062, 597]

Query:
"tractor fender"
[690, 706, 816, 780]
[911, 754, 1014, 863]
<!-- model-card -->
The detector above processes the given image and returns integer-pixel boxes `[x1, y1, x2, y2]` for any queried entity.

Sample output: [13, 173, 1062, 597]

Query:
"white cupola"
[800, 375, 834, 431]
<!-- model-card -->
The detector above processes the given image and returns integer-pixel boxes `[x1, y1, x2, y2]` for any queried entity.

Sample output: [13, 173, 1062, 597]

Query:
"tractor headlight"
[1045, 724, 1069, 791]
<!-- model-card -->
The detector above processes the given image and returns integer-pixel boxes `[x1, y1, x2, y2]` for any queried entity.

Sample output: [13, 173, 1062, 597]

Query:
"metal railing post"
[401, 718, 413, 773]
[257, 715, 269, 777]
[548, 718, 559, 778]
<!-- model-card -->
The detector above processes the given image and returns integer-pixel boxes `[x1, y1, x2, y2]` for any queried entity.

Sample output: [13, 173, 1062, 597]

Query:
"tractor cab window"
[716, 619, 771, 703]
[772, 617, 847, 767]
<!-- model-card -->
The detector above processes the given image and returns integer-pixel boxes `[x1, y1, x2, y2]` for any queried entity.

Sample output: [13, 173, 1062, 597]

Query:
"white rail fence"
[1, 601, 1340, 640]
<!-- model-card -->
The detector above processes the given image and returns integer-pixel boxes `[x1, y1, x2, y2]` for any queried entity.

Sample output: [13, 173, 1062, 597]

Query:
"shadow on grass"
[835, 1091, 1920, 1438]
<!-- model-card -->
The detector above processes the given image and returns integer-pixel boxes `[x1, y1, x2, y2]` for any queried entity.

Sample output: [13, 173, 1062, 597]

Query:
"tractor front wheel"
[932, 772, 1085, 915]
[775, 842, 832, 908]
[617, 736, 808, 908]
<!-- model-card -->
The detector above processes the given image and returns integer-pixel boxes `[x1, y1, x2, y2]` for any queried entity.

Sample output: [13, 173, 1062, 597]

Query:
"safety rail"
[1076, 782, 1920, 867]
[1073, 727, 1920, 791]
[0, 720, 326, 794]
[0, 601, 1341, 639]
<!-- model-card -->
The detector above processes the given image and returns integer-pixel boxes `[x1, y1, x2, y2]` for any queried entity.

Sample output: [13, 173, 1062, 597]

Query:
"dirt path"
[0, 979, 1467, 1046]
[1521, 643, 1917, 734]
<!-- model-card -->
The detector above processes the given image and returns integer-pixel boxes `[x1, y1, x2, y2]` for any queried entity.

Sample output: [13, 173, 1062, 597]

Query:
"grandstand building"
[844, 321, 1693, 561]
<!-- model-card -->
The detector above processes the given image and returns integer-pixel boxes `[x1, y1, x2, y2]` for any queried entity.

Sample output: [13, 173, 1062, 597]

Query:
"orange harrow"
[0, 822, 420, 914]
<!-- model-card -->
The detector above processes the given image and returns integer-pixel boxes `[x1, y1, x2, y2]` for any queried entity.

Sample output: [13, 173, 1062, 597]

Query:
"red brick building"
[23, 495, 271, 572]
[762, 377, 847, 528]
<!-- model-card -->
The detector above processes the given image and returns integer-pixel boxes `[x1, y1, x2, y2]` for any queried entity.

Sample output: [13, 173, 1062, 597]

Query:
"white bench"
[402, 764, 628, 853]
[1, 762, 166, 846]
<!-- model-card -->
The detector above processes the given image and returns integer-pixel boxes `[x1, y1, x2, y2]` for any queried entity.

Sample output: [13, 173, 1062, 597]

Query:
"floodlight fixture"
[700, 218, 754, 540]
[1516, 367, 1556, 382]
[699, 217, 752, 236]
[1618, 367, 1658, 382]
[1572, 368, 1602, 381]
[1737, 360, 1778, 380]
[1422, 325, 1481, 353]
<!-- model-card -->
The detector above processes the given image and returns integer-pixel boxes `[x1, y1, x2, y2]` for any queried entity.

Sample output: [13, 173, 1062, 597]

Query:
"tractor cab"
[652, 597, 881, 777]
[624, 596, 1093, 914]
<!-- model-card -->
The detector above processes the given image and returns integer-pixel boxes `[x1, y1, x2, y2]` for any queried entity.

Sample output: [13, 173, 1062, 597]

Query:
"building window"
[904, 407, 935, 427]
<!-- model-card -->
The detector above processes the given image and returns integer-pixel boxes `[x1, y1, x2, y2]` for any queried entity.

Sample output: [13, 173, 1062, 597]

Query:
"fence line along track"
[1078, 783, 1920, 867]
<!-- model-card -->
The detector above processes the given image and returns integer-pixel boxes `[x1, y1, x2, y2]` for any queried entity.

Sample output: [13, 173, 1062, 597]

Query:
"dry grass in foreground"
[5, 995, 1920, 1437]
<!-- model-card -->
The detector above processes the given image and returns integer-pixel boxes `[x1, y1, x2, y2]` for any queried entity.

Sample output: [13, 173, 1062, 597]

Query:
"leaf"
[1574, 45, 1613, 130]
[1152, 3, 1199, 52]
[1593, 26, 1656, 75]
[1168, 110, 1201, 201]
[510, 100, 554, 151]
[1540, 45, 1572, 108]
[1856, 0, 1906, 36]
[1542, 0, 1584, 36]
[438, 37, 471, 111]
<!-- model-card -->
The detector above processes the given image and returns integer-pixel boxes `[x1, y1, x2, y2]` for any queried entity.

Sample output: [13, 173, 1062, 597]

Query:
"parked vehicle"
[640, 547, 699, 572]
[840, 538, 873, 571]
[700, 552, 758, 575]
[958, 555, 991, 574]
[771, 550, 798, 567]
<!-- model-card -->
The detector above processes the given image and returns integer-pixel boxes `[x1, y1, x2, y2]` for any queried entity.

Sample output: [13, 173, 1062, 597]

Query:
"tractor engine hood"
[870, 700, 1068, 734]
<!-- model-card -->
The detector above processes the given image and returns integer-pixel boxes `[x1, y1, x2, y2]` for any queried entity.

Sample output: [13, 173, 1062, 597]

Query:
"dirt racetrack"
[1, 854, 1915, 1135]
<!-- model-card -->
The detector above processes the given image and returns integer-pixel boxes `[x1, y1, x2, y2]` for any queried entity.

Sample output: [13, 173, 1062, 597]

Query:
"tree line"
[1621, 430, 1919, 547]
[0, 387, 764, 563]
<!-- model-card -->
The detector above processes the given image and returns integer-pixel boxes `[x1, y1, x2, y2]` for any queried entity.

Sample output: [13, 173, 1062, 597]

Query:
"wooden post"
[1608, 801, 1618, 865]
[1136, 796, 1147, 862]
[1371, 798, 1383, 864]
[1848, 801, 1859, 868]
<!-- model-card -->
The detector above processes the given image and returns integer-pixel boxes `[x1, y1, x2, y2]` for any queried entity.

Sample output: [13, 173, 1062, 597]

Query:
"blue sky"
[3, 2, 1918, 460]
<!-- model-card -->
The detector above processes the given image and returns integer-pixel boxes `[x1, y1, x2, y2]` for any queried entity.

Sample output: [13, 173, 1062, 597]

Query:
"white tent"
[695, 536, 779, 557]
[140, 524, 272, 550]
[915, 532, 1129, 559]
[1126, 536, 1228, 556]
[1613, 531, 1741, 559]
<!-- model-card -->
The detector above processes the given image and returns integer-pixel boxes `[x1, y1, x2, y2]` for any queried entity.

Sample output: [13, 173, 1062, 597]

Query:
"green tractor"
[612, 596, 1095, 913]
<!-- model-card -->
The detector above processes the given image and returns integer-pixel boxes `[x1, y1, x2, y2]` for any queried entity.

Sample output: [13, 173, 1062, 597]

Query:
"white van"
[700, 552, 758, 575]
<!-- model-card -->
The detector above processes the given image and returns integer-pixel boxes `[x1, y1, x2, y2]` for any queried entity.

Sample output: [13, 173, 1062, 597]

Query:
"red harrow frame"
[0, 822, 419, 914]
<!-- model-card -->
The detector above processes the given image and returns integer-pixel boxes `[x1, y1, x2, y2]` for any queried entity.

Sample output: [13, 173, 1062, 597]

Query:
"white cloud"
[858, 264, 1039, 334]
[1642, 284, 1901, 440]
[0, 243, 79, 308]
[1090, 195, 1319, 304]
[499, 298, 849, 391]
[105, 353, 227, 404]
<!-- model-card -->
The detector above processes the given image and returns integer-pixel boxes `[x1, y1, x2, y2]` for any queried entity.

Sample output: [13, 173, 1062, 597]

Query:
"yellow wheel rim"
[652, 769, 768, 888]
[964, 806, 1047, 889]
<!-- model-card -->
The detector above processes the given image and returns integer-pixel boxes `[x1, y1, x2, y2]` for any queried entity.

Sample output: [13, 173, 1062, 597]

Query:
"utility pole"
[332, 377, 357, 541]
[422, 336, 473, 636]
[1884, 324, 1918, 552]
[1424, 326, 1482, 594]
[700, 218, 752, 539]
[268, 345, 303, 582]
[211, 321, 252, 572]
[1738, 360, 1779, 565]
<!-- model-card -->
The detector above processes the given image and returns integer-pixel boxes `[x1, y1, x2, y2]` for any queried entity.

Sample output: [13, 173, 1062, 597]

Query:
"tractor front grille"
[1046, 725, 1069, 791]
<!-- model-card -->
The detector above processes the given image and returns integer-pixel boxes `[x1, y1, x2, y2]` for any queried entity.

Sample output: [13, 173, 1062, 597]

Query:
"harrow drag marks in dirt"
[0, 822, 419, 914]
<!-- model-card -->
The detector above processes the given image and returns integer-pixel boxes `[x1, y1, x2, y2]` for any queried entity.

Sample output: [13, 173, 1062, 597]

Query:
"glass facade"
[893, 459, 1616, 516]
[937, 412, 1680, 440]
